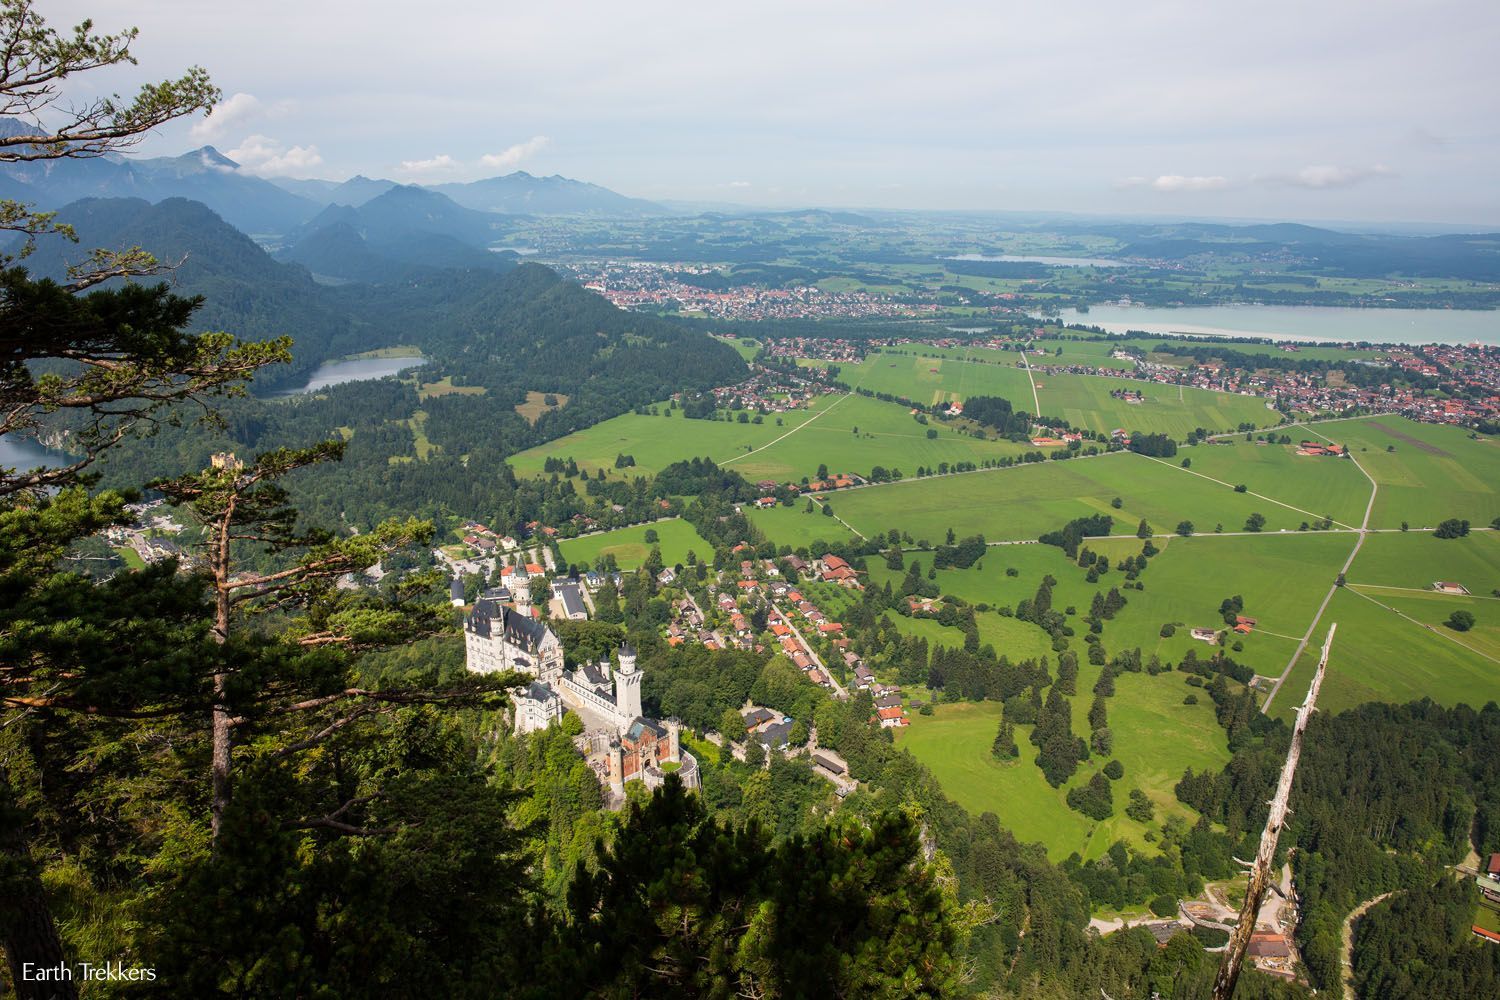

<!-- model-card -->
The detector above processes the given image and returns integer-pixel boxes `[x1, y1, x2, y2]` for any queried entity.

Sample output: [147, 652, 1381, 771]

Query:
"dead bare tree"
[1212, 623, 1335, 1000]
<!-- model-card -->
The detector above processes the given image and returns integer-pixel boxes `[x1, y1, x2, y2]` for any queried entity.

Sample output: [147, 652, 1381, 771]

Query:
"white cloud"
[1150, 174, 1231, 192]
[227, 135, 324, 177]
[191, 92, 263, 140]
[1258, 164, 1393, 189]
[480, 135, 551, 170]
[726, 180, 752, 188]
[1117, 174, 1231, 192]
[397, 154, 461, 177]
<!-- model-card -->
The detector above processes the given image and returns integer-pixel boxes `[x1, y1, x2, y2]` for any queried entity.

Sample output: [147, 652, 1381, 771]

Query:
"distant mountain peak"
[174, 146, 242, 173]
[427, 171, 663, 217]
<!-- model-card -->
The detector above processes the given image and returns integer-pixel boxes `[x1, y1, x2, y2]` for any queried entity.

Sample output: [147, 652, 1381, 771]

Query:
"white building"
[559, 643, 644, 736]
[463, 591, 564, 682]
[514, 680, 563, 734]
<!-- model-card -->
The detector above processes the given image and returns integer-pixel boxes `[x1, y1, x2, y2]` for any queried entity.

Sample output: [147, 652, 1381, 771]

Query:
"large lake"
[273, 355, 428, 396]
[1054, 304, 1500, 346]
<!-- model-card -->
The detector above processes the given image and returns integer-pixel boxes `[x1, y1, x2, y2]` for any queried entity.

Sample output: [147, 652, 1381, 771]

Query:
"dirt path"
[1341, 892, 1394, 1000]
[1019, 341, 1042, 416]
[720, 391, 853, 467]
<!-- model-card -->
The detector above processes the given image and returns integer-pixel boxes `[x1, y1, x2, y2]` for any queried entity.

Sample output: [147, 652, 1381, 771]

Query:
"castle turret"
[614, 643, 643, 723]
[607, 741, 624, 797]
[665, 717, 682, 762]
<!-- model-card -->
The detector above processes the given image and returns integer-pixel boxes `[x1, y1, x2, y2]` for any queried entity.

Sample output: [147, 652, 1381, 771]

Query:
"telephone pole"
[1212, 623, 1335, 1000]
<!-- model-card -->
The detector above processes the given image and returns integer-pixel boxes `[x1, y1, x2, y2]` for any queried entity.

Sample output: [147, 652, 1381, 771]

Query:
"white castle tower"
[613, 643, 643, 723]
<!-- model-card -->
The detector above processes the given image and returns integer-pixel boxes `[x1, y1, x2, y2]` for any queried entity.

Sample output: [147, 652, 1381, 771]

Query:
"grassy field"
[1308, 418, 1500, 529]
[847, 348, 1277, 437]
[1275, 584, 1500, 720]
[417, 375, 488, 400]
[1345, 531, 1500, 597]
[724, 393, 1032, 484]
[508, 397, 832, 479]
[513, 390, 568, 421]
[887, 610, 1054, 663]
[870, 532, 1351, 679]
[822, 452, 1327, 545]
[1174, 439, 1372, 527]
[745, 501, 860, 551]
[897, 671, 1230, 862]
[1109, 336, 1388, 367]
[558, 518, 710, 571]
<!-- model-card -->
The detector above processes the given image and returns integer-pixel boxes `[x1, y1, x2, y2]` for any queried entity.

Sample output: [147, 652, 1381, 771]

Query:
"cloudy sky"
[50, 0, 1500, 225]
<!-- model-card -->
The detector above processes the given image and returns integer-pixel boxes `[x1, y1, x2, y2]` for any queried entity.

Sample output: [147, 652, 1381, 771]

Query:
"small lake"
[272, 355, 428, 396]
[948, 253, 1125, 268]
[1053, 304, 1500, 347]
[0, 435, 73, 472]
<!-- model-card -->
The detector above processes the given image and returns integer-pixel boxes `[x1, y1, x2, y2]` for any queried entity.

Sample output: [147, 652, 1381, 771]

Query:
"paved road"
[772, 600, 849, 700]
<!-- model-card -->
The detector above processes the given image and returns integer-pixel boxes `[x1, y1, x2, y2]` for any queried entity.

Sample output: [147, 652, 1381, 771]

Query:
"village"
[564, 259, 941, 321]
[453, 527, 920, 808]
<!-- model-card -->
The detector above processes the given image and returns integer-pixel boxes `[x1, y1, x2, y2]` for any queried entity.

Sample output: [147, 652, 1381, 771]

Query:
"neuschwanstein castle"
[463, 588, 698, 794]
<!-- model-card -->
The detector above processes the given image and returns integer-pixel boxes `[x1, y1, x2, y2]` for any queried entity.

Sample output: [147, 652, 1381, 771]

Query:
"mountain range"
[278, 185, 516, 282]
[16, 195, 739, 399]
[0, 126, 666, 236]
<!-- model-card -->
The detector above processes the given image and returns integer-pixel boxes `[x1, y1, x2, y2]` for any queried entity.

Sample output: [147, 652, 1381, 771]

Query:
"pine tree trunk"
[209, 509, 234, 844]
[0, 790, 78, 1000]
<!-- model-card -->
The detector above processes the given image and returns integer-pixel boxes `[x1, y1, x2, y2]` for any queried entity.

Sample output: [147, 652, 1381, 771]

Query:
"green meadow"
[847, 348, 1276, 437]
[1345, 531, 1500, 597]
[1174, 438, 1372, 527]
[869, 533, 1351, 679]
[1309, 418, 1500, 529]
[822, 453, 1325, 545]
[897, 666, 1231, 862]
[558, 518, 710, 571]
[724, 393, 1032, 484]
[507, 396, 833, 479]
[886, 609, 1054, 663]
[1275, 584, 1500, 721]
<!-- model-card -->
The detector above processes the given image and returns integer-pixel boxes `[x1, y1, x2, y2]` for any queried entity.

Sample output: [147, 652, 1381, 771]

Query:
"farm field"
[870, 533, 1351, 678]
[1174, 439, 1371, 527]
[507, 396, 832, 478]
[897, 667, 1230, 862]
[724, 393, 1032, 483]
[1275, 584, 1500, 721]
[558, 518, 710, 571]
[1307, 418, 1500, 529]
[886, 609, 1054, 663]
[822, 452, 1323, 544]
[1345, 531, 1500, 597]
[847, 349, 1277, 436]
[744, 500, 860, 550]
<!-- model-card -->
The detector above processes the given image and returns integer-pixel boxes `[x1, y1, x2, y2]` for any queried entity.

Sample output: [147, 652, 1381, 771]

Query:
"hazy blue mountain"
[289, 185, 504, 246]
[428, 171, 664, 216]
[273, 174, 398, 207]
[0, 132, 320, 235]
[280, 218, 515, 283]
[22, 197, 366, 388]
[279, 185, 514, 280]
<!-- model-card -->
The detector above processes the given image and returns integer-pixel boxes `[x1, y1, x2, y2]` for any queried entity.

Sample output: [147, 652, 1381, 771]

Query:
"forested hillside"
[20, 197, 368, 389]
